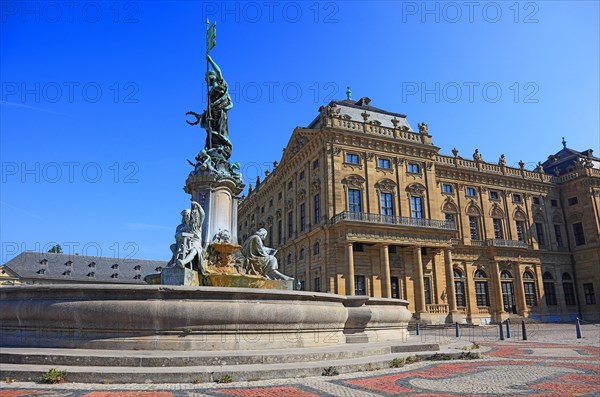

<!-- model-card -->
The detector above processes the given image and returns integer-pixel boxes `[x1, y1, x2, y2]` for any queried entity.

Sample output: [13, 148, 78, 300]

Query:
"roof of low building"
[1, 251, 167, 284]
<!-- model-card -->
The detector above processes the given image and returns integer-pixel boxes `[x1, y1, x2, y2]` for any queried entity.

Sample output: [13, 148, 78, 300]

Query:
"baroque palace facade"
[238, 97, 600, 324]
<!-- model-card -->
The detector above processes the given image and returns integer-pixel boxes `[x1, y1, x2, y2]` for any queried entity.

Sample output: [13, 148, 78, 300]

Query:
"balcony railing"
[331, 211, 456, 230]
[488, 239, 530, 249]
[426, 304, 449, 314]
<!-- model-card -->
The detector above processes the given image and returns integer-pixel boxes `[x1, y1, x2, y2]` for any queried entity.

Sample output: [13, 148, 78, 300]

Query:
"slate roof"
[542, 147, 599, 175]
[1, 251, 167, 284]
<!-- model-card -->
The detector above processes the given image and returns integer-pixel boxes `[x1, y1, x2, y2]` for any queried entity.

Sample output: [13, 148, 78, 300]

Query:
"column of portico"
[380, 245, 391, 298]
[444, 249, 458, 315]
[346, 242, 355, 296]
[413, 247, 426, 314]
[492, 261, 506, 322]
[532, 263, 546, 318]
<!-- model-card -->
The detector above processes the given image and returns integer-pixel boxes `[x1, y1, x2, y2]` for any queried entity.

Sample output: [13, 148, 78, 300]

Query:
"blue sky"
[1, 1, 598, 262]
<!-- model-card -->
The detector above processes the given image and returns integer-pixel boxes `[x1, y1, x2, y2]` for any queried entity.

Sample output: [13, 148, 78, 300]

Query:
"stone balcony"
[331, 211, 456, 231]
[452, 238, 531, 249]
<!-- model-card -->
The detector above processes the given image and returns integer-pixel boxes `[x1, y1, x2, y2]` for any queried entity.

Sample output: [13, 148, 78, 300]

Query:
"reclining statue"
[241, 228, 292, 280]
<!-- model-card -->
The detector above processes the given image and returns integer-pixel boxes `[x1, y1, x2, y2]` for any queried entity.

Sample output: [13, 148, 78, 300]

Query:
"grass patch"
[428, 353, 453, 361]
[39, 369, 67, 384]
[215, 374, 233, 384]
[404, 355, 418, 364]
[390, 357, 405, 368]
[321, 366, 339, 376]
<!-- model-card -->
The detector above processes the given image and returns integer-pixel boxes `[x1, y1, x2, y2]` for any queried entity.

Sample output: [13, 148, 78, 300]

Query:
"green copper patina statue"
[185, 19, 241, 187]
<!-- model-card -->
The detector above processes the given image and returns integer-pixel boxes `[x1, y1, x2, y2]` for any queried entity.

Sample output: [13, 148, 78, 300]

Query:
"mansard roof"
[542, 146, 599, 175]
[307, 97, 413, 131]
[1, 251, 167, 284]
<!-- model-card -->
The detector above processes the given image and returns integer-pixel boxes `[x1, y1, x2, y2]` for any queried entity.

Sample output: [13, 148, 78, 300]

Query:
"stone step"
[0, 348, 475, 384]
[0, 341, 440, 367]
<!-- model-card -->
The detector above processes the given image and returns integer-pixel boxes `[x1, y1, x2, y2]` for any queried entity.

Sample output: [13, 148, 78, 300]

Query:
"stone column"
[533, 263, 546, 319]
[493, 261, 506, 322]
[444, 249, 458, 314]
[346, 243, 355, 296]
[380, 245, 391, 298]
[413, 247, 426, 313]
[514, 264, 527, 316]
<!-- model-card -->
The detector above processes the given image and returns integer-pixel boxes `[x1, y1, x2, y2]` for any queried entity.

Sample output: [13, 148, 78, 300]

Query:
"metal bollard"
[455, 322, 460, 338]
[506, 319, 511, 339]
[576, 318, 582, 339]
[416, 323, 420, 336]
[499, 322, 505, 341]
[522, 320, 527, 340]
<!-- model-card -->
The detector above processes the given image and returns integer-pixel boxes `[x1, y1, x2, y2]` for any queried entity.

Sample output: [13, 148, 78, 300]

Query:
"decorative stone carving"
[275, 209, 282, 219]
[513, 209, 527, 221]
[311, 179, 321, 193]
[473, 149, 482, 162]
[534, 162, 544, 173]
[466, 203, 481, 216]
[361, 111, 370, 121]
[519, 160, 525, 169]
[342, 175, 366, 189]
[452, 148, 459, 157]
[406, 183, 426, 196]
[285, 198, 294, 210]
[498, 154, 506, 166]
[490, 205, 504, 219]
[442, 200, 458, 214]
[391, 117, 400, 128]
[567, 212, 583, 223]
[297, 189, 306, 202]
[552, 213, 563, 224]
[375, 178, 396, 193]
[418, 122, 428, 134]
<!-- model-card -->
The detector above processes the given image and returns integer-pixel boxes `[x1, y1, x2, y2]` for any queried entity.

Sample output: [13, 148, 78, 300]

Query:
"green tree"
[48, 244, 62, 254]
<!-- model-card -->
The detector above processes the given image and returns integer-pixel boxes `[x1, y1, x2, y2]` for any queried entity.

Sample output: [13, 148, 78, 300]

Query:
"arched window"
[474, 269, 489, 306]
[543, 272, 557, 305]
[500, 270, 512, 279]
[313, 242, 320, 256]
[453, 269, 465, 307]
[523, 271, 537, 306]
[562, 272, 576, 305]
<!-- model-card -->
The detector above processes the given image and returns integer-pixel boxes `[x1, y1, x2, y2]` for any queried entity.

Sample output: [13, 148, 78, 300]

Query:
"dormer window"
[134, 265, 141, 271]
[40, 259, 48, 265]
[134, 274, 141, 280]
[37, 269, 46, 274]
[87, 272, 95, 278]
[63, 270, 71, 276]
[155, 266, 163, 272]
[111, 273, 119, 279]
[65, 261, 73, 267]
[111, 264, 119, 270]
[88, 262, 96, 268]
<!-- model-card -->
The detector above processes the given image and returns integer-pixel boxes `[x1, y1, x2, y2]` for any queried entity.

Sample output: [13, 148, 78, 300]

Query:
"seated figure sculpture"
[168, 201, 205, 273]
[241, 228, 292, 280]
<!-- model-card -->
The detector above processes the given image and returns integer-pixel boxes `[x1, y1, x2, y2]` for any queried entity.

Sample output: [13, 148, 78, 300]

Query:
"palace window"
[562, 273, 576, 305]
[410, 196, 423, 219]
[551, 199, 558, 207]
[513, 194, 522, 203]
[300, 203, 306, 232]
[407, 163, 420, 173]
[287, 253, 292, 266]
[378, 158, 391, 169]
[523, 271, 537, 307]
[469, 216, 480, 240]
[474, 270, 490, 306]
[568, 197, 578, 206]
[314, 194, 321, 224]
[348, 189, 362, 213]
[573, 222, 586, 246]
[277, 220, 282, 245]
[288, 211, 293, 238]
[268, 225, 273, 247]
[313, 159, 320, 169]
[288, 181, 293, 189]
[493, 218, 503, 239]
[299, 171, 305, 180]
[583, 283, 596, 305]
[423, 277, 432, 305]
[489, 191, 499, 200]
[442, 184, 453, 194]
[380, 192, 394, 216]
[535, 223, 546, 246]
[532, 196, 540, 205]
[466, 187, 476, 197]
[299, 248, 305, 260]
[454, 269, 466, 307]
[515, 221, 526, 242]
[353, 243, 364, 252]
[345, 153, 360, 164]
[445, 213, 455, 225]
[543, 272, 557, 306]
[354, 275, 366, 295]
[314, 277, 321, 292]
[313, 242, 320, 256]
[554, 225, 563, 247]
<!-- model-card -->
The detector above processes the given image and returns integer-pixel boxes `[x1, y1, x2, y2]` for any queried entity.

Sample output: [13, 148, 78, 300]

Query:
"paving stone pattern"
[1, 323, 599, 397]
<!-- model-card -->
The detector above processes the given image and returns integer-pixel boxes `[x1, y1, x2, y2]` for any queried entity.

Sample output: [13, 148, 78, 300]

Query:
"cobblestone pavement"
[1, 323, 599, 397]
